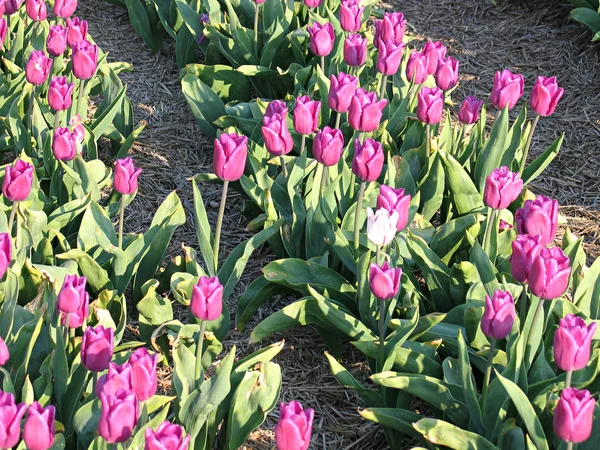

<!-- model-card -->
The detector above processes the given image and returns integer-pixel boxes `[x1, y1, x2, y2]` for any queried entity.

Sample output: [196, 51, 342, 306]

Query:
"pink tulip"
[54, 0, 77, 18]
[66, 17, 88, 48]
[0, 232, 12, 280]
[4, 0, 23, 15]
[128, 348, 158, 402]
[275, 401, 314, 450]
[23, 402, 55, 450]
[25, 50, 52, 85]
[490, 69, 524, 110]
[352, 138, 384, 182]
[81, 325, 114, 372]
[515, 195, 559, 246]
[25, 0, 46, 21]
[374, 12, 406, 47]
[213, 133, 248, 181]
[499, 220, 513, 231]
[48, 76, 75, 112]
[72, 40, 98, 80]
[53, 128, 78, 161]
[483, 166, 523, 210]
[56, 274, 88, 314]
[529, 246, 571, 300]
[328, 72, 358, 114]
[554, 314, 597, 372]
[458, 96, 483, 125]
[304, 0, 321, 7]
[145, 421, 190, 450]
[262, 114, 294, 156]
[553, 388, 595, 444]
[370, 261, 402, 300]
[190, 276, 223, 321]
[47, 25, 68, 57]
[348, 88, 387, 132]
[114, 158, 142, 195]
[422, 41, 447, 75]
[264, 100, 288, 124]
[98, 390, 139, 443]
[510, 234, 543, 283]
[96, 363, 133, 398]
[0, 391, 26, 449]
[0, 336, 8, 366]
[481, 290, 515, 340]
[340, 0, 364, 32]
[3, 159, 34, 202]
[313, 127, 344, 167]
[307, 22, 335, 57]
[416, 86, 444, 125]
[0, 19, 7, 50]
[435, 56, 459, 91]
[69, 114, 85, 143]
[530, 76, 564, 117]
[344, 33, 367, 67]
[59, 289, 88, 328]
[293, 95, 321, 135]
[377, 185, 411, 231]
[406, 51, 428, 84]
[375, 39, 404, 76]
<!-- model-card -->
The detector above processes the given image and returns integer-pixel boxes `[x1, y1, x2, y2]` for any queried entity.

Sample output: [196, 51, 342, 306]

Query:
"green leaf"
[414, 418, 500, 450]
[360, 408, 423, 440]
[522, 134, 564, 185]
[418, 152, 445, 221]
[571, 7, 600, 33]
[430, 213, 484, 263]
[183, 64, 251, 103]
[456, 331, 484, 434]
[474, 107, 509, 192]
[124, 0, 163, 52]
[56, 250, 113, 292]
[89, 86, 127, 139]
[235, 275, 286, 331]
[325, 352, 385, 407]
[439, 150, 485, 215]
[181, 72, 226, 139]
[192, 180, 215, 276]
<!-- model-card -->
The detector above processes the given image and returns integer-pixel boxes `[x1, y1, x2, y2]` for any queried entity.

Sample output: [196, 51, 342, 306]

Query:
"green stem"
[481, 338, 497, 412]
[92, 372, 98, 395]
[194, 320, 207, 388]
[378, 298, 386, 370]
[358, 131, 365, 143]
[7, 202, 17, 234]
[482, 208, 498, 258]
[376, 246, 381, 265]
[565, 369, 573, 390]
[213, 180, 229, 272]
[519, 115, 540, 174]
[299, 134, 306, 158]
[379, 75, 388, 100]
[64, 313, 70, 347]
[525, 299, 545, 364]
[426, 125, 431, 158]
[118, 196, 126, 249]
[53, 109, 61, 131]
[320, 56, 325, 75]
[519, 285, 528, 329]
[320, 165, 327, 196]
[280, 156, 288, 177]
[455, 124, 466, 156]
[353, 181, 366, 258]
[253, 5, 260, 57]
[566, 442, 573, 450]
[28, 85, 36, 130]
[77, 78, 86, 119]
[335, 111, 342, 129]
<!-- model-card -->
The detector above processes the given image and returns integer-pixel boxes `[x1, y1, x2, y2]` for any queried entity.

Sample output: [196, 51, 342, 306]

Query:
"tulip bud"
[553, 388, 595, 444]
[366, 207, 399, 247]
[422, 41, 447, 75]
[99, 390, 139, 444]
[0, 19, 7, 50]
[376, 39, 404, 76]
[26, 50, 52, 85]
[145, 421, 191, 450]
[262, 114, 294, 156]
[484, 166, 523, 210]
[554, 314, 597, 372]
[370, 261, 402, 300]
[213, 133, 248, 182]
[313, 127, 344, 167]
[129, 348, 158, 402]
[304, 0, 321, 7]
[96, 363, 133, 398]
[340, 0, 364, 33]
[198, 13, 209, 45]
[374, 12, 406, 47]
[114, 158, 142, 195]
[530, 76, 564, 117]
[529, 247, 571, 300]
[48, 76, 75, 112]
[274, 401, 314, 450]
[72, 40, 98, 80]
[481, 290, 515, 340]
[377, 185, 411, 231]
[406, 51, 429, 84]
[352, 138, 384, 182]
[5, 0, 23, 15]
[510, 234, 543, 283]
[417, 86, 444, 125]
[328, 73, 358, 114]
[490, 69, 524, 110]
[499, 220, 513, 231]
[344, 33, 367, 67]
[54, 0, 77, 18]
[348, 88, 387, 132]
[66, 17, 88, 48]
[515, 195, 559, 246]
[23, 402, 55, 450]
[47, 25, 67, 57]
[69, 114, 85, 143]
[60, 288, 88, 328]
[3, 159, 34, 202]
[190, 276, 223, 321]
[293, 96, 320, 135]
[0, 391, 26, 449]
[81, 325, 114, 372]
[264, 100, 288, 124]
[52, 127, 78, 161]
[26, 0, 46, 21]
[307, 22, 335, 57]
[458, 96, 483, 125]
[0, 336, 8, 366]
[56, 274, 87, 314]
[435, 56, 459, 91]
[0, 232, 12, 280]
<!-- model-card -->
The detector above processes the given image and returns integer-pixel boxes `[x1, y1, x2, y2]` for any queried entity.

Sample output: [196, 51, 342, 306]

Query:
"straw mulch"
[81, 0, 600, 448]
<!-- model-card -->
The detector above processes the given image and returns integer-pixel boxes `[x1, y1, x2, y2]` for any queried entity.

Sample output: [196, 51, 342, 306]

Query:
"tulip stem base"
[280, 156, 288, 177]
[379, 75, 388, 100]
[77, 79, 87, 120]
[482, 208, 499, 261]
[299, 134, 306, 158]
[28, 85, 36, 131]
[565, 369, 573, 390]
[118, 196, 126, 250]
[519, 285, 528, 329]
[335, 112, 342, 129]
[213, 180, 229, 273]
[520, 115, 540, 174]
[525, 299, 545, 367]
[53, 109, 61, 131]
[481, 338, 496, 412]
[195, 320, 207, 388]
[353, 181, 366, 258]
[566, 443, 573, 450]
[254, 5, 260, 57]
[378, 298, 386, 371]
[7, 201, 17, 235]
[63, 314, 70, 348]
[320, 165, 328, 194]
[321, 56, 325, 75]
[426, 125, 431, 158]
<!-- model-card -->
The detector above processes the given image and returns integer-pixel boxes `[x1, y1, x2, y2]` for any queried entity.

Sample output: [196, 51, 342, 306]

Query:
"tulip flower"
[274, 401, 314, 450]
[510, 234, 543, 284]
[374, 12, 406, 47]
[422, 41, 447, 75]
[340, 0, 364, 32]
[328, 73, 358, 115]
[26, 0, 47, 21]
[81, 325, 114, 372]
[370, 262, 402, 300]
[553, 388, 595, 444]
[377, 185, 411, 232]
[129, 348, 158, 402]
[47, 25, 68, 57]
[98, 389, 139, 444]
[213, 132, 248, 182]
[145, 421, 191, 450]
[353, 138, 384, 182]
[0, 391, 26, 449]
[54, 0, 77, 18]
[60, 288, 88, 328]
[530, 76, 564, 117]
[190, 276, 223, 321]
[304, 0, 321, 7]
[344, 33, 367, 67]
[0, 19, 7, 50]
[114, 158, 142, 195]
[515, 195, 559, 246]
[481, 290, 515, 340]
[96, 363, 133, 398]
[262, 114, 294, 157]
[529, 246, 571, 300]
[23, 402, 55, 450]
[313, 127, 344, 167]
[72, 40, 98, 80]
[66, 17, 88, 48]
[458, 96, 483, 125]
[57, 274, 88, 315]
[366, 207, 399, 248]
[0, 336, 8, 366]
[53, 127, 78, 161]
[293, 95, 321, 136]
[0, 232, 12, 280]
[48, 76, 75, 112]
[69, 114, 85, 143]
[5, 0, 23, 15]
[264, 100, 288, 124]
[3, 159, 34, 203]
[435, 56, 459, 91]
[348, 88, 387, 132]
[307, 22, 335, 58]
[490, 69, 524, 110]
[25, 50, 52, 86]
[376, 39, 404, 76]
[499, 220, 513, 231]
[554, 314, 597, 373]
[406, 51, 428, 84]
[417, 86, 444, 125]
[484, 166, 523, 210]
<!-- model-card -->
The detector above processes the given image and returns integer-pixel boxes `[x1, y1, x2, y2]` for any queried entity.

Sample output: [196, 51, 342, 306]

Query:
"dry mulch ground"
[80, 0, 600, 448]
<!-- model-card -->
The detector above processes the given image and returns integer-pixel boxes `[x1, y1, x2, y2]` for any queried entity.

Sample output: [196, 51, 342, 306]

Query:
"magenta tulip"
[554, 314, 597, 372]
[69, 114, 85, 143]
[344, 33, 367, 67]
[0, 19, 7, 49]
[406, 51, 429, 84]
[213, 132, 248, 182]
[53, 127, 78, 161]
[352, 138, 384, 182]
[54, 0, 77, 18]
[307, 22, 335, 57]
[60, 289, 88, 328]
[81, 325, 114, 372]
[529, 246, 571, 300]
[72, 40, 98, 80]
[99, 389, 139, 444]
[348, 88, 387, 132]
[114, 158, 142, 195]
[376, 39, 404, 76]
[515, 195, 559, 246]
[129, 348, 158, 402]
[377, 185, 411, 232]
[553, 388, 595, 444]
[510, 234, 543, 283]
[0, 391, 26, 449]
[340, 0, 364, 32]
[435, 56, 459, 91]
[4, 0, 23, 15]
[47, 25, 67, 57]
[458, 96, 483, 125]
[66, 17, 87, 48]
[293, 95, 321, 135]
[328, 73, 358, 114]
[417, 86, 444, 125]
[96, 363, 133, 398]
[0, 232, 12, 280]
[530, 76, 564, 117]
[264, 100, 288, 124]
[23, 402, 55, 450]
[48, 76, 75, 112]
[499, 219, 513, 231]
[274, 401, 314, 450]
[56, 274, 87, 314]
[422, 41, 447, 75]
[481, 290, 516, 340]
[484, 166, 523, 210]
[304, 0, 321, 7]
[25, 0, 46, 21]
[313, 127, 344, 167]
[0, 336, 7, 366]
[145, 421, 191, 450]
[262, 114, 294, 156]
[3, 159, 34, 202]
[374, 12, 406, 47]
[370, 262, 402, 300]
[490, 69, 524, 110]
[190, 276, 223, 321]
[25, 50, 52, 85]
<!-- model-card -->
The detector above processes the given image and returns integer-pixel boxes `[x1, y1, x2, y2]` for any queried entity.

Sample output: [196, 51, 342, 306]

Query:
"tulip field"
[1, 0, 600, 449]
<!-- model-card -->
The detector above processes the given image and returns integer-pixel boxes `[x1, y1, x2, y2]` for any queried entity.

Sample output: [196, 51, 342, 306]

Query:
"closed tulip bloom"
[4, 0, 23, 15]
[274, 401, 314, 450]
[0, 1, 4, 15]
[23, 402, 55, 450]
[529, 247, 571, 300]
[553, 388, 595, 444]
[254, 0, 267, 3]
[99, 389, 139, 444]
[3, 159, 34, 202]
[353, 138, 384, 182]
[515, 195, 559, 246]
[344, 33, 367, 67]
[406, 51, 429, 84]
[54, 0, 77, 18]
[481, 290, 515, 340]
[417, 86, 444, 125]
[554, 314, 597, 372]
[370, 262, 402, 300]
[57, 274, 87, 314]
[0, 391, 26, 449]
[53, 127, 78, 161]
[81, 325, 114, 372]
[129, 348, 158, 402]
[422, 41, 447, 75]
[26, 0, 47, 21]
[377, 185, 411, 231]
[366, 207, 399, 247]
[510, 234, 543, 283]
[293, 96, 321, 135]
[114, 158, 142, 195]
[340, 0, 364, 32]
[530, 76, 564, 117]
[262, 114, 294, 156]
[190, 276, 223, 321]
[0, 336, 8, 366]
[48, 76, 75, 112]
[0, 19, 7, 49]
[490, 69, 524, 110]
[213, 133, 248, 181]
[47, 25, 67, 56]
[348, 88, 387, 132]
[60, 288, 88, 328]
[376, 39, 404, 76]
[328, 73, 358, 113]
[374, 12, 406, 47]
[72, 40, 98, 80]
[435, 56, 459, 91]
[499, 219, 513, 231]
[145, 421, 191, 450]
[304, 0, 321, 7]
[0, 232, 12, 280]
[264, 100, 288, 124]
[25, 50, 52, 85]
[66, 17, 87, 48]
[458, 96, 484, 125]
[96, 363, 133, 398]
[484, 166, 523, 210]
[307, 22, 335, 57]
[313, 127, 344, 166]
